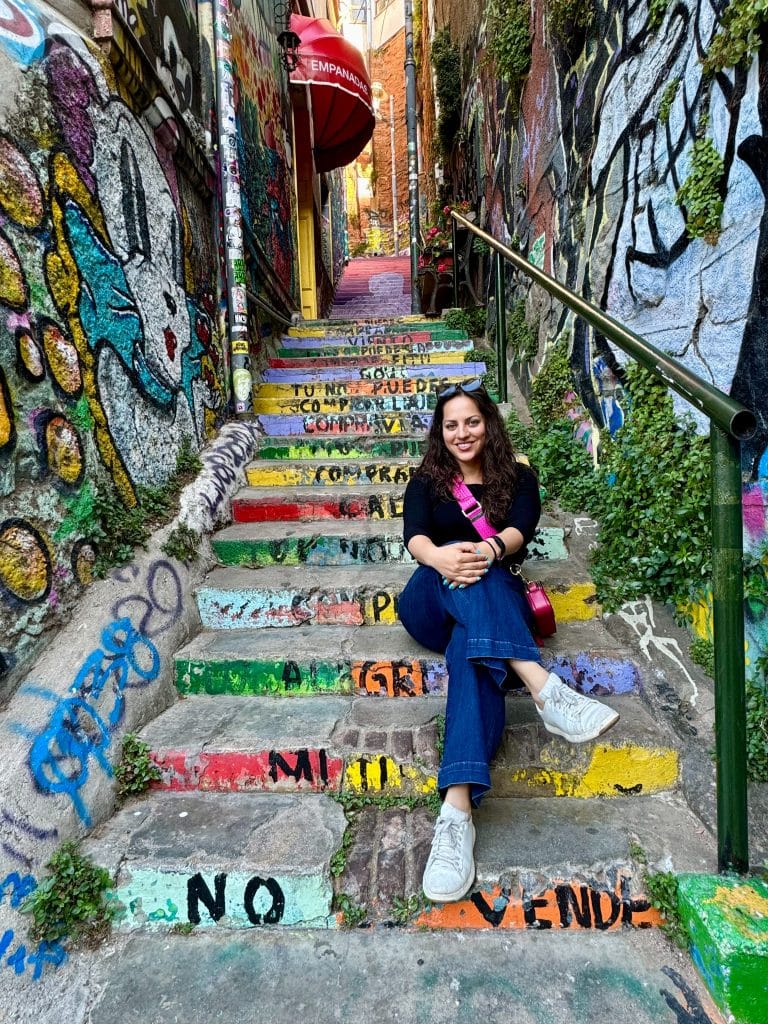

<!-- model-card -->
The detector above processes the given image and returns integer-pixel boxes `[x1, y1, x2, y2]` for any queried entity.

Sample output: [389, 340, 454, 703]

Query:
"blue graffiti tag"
[14, 618, 160, 826]
[0, 872, 67, 981]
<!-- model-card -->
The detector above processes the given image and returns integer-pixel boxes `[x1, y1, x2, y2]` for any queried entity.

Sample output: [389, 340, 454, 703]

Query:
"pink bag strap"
[451, 478, 497, 540]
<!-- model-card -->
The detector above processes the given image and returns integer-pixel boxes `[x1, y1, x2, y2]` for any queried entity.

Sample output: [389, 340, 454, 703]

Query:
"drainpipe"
[390, 93, 399, 255]
[404, 0, 420, 313]
[212, 0, 252, 415]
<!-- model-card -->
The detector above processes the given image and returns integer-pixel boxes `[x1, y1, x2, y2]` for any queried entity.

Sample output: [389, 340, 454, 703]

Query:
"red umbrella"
[289, 14, 375, 173]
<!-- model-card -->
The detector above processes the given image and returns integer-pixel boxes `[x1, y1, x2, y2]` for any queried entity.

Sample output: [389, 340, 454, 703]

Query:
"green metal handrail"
[451, 210, 757, 874]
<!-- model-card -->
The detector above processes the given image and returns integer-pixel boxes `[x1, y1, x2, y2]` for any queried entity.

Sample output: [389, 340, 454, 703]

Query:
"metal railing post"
[494, 250, 507, 402]
[711, 425, 750, 873]
[449, 210, 756, 874]
[452, 218, 459, 310]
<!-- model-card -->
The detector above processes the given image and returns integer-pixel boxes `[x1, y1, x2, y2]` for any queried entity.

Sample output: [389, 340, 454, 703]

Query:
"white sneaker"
[537, 673, 619, 743]
[422, 802, 476, 903]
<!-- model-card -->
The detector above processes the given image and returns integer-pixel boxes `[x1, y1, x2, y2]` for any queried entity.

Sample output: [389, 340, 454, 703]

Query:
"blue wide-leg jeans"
[398, 561, 542, 807]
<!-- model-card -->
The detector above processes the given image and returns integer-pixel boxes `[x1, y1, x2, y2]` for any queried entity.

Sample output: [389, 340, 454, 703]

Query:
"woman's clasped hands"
[436, 541, 494, 589]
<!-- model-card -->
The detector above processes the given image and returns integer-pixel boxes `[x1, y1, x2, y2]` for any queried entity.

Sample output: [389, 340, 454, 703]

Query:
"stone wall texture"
[421, 0, 768, 665]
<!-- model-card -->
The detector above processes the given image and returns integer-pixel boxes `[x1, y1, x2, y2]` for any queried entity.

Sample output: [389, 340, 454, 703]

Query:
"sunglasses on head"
[437, 378, 485, 400]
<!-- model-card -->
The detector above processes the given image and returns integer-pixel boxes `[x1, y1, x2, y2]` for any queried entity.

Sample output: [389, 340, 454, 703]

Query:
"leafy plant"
[435, 713, 445, 763]
[333, 893, 367, 928]
[169, 921, 195, 935]
[528, 340, 572, 423]
[487, 0, 532, 82]
[466, 345, 498, 393]
[648, 0, 668, 30]
[114, 733, 161, 798]
[590, 364, 712, 611]
[92, 489, 150, 576]
[22, 842, 116, 946]
[431, 29, 462, 159]
[507, 300, 538, 362]
[675, 137, 725, 243]
[644, 870, 688, 949]
[659, 78, 680, 125]
[390, 893, 424, 925]
[703, 0, 768, 74]
[689, 637, 715, 677]
[175, 436, 203, 477]
[162, 523, 201, 565]
[526, 419, 605, 515]
[746, 659, 768, 782]
[444, 306, 487, 338]
[546, 0, 593, 39]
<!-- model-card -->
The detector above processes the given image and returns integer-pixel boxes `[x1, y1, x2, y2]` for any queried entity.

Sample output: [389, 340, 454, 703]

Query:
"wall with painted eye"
[0, 0, 228, 697]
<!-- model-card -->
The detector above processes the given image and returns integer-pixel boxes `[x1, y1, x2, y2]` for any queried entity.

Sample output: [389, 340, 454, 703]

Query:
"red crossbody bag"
[451, 478, 557, 638]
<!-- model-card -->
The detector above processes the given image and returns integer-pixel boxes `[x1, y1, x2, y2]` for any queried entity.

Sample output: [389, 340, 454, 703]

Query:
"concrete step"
[78, 929, 727, 1024]
[278, 338, 473, 356]
[84, 791, 344, 930]
[255, 378, 446, 399]
[252, 392, 435, 415]
[174, 620, 642, 699]
[140, 693, 678, 800]
[82, 789, 716, 933]
[288, 318, 461, 336]
[232, 484, 407, 522]
[269, 351, 478, 369]
[211, 521, 568, 567]
[262, 361, 484, 383]
[339, 793, 716, 927]
[252, 410, 433, 436]
[195, 564, 599, 630]
[252, 436, 427, 459]
[244, 457, 417, 487]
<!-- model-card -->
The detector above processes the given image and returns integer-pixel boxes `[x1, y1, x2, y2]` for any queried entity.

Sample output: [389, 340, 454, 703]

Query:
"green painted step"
[174, 620, 643, 700]
[252, 436, 427, 460]
[211, 521, 569, 567]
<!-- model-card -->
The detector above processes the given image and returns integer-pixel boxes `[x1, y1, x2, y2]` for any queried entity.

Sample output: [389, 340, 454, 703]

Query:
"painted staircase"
[85, 316, 716, 939]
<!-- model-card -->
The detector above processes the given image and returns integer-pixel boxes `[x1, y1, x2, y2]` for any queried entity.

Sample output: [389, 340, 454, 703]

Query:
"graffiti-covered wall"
[230, 0, 298, 307]
[0, 0, 226, 696]
[427, 0, 768, 663]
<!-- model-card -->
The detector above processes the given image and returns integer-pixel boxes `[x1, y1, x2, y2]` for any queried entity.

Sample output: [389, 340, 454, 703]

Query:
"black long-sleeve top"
[402, 466, 541, 565]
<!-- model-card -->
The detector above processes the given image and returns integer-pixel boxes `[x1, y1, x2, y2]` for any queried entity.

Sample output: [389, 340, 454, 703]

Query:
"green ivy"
[507, 300, 538, 362]
[689, 637, 715, 677]
[444, 306, 487, 337]
[528, 340, 572, 422]
[114, 733, 161, 799]
[659, 78, 680, 125]
[466, 345, 498, 394]
[431, 29, 462, 159]
[487, 0, 532, 82]
[162, 523, 201, 565]
[546, 0, 593, 40]
[703, 0, 768, 74]
[648, 0, 669, 30]
[675, 137, 725, 244]
[22, 842, 116, 945]
[747, 659, 768, 782]
[592, 365, 712, 611]
[92, 438, 204, 577]
[644, 871, 688, 949]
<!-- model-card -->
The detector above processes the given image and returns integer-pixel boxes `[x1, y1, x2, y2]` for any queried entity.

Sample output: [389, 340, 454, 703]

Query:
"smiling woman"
[398, 381, 620, 904]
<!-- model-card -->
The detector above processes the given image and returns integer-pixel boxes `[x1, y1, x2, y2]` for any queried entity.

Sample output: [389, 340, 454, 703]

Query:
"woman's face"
[441, 394, 487, 469]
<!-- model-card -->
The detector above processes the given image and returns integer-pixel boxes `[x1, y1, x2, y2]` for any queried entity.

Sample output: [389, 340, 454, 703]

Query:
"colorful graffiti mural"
[229, 0, 297, 300]
[443, 0, 768, 668]
[0, 2, 226, 688]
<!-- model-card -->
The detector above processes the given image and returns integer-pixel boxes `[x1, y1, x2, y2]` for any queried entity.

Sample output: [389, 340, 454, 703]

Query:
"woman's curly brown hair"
[416, 383, 520, 526]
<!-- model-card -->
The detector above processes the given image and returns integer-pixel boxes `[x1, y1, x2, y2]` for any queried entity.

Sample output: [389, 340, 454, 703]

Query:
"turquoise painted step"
[84, 792, 344, 930]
